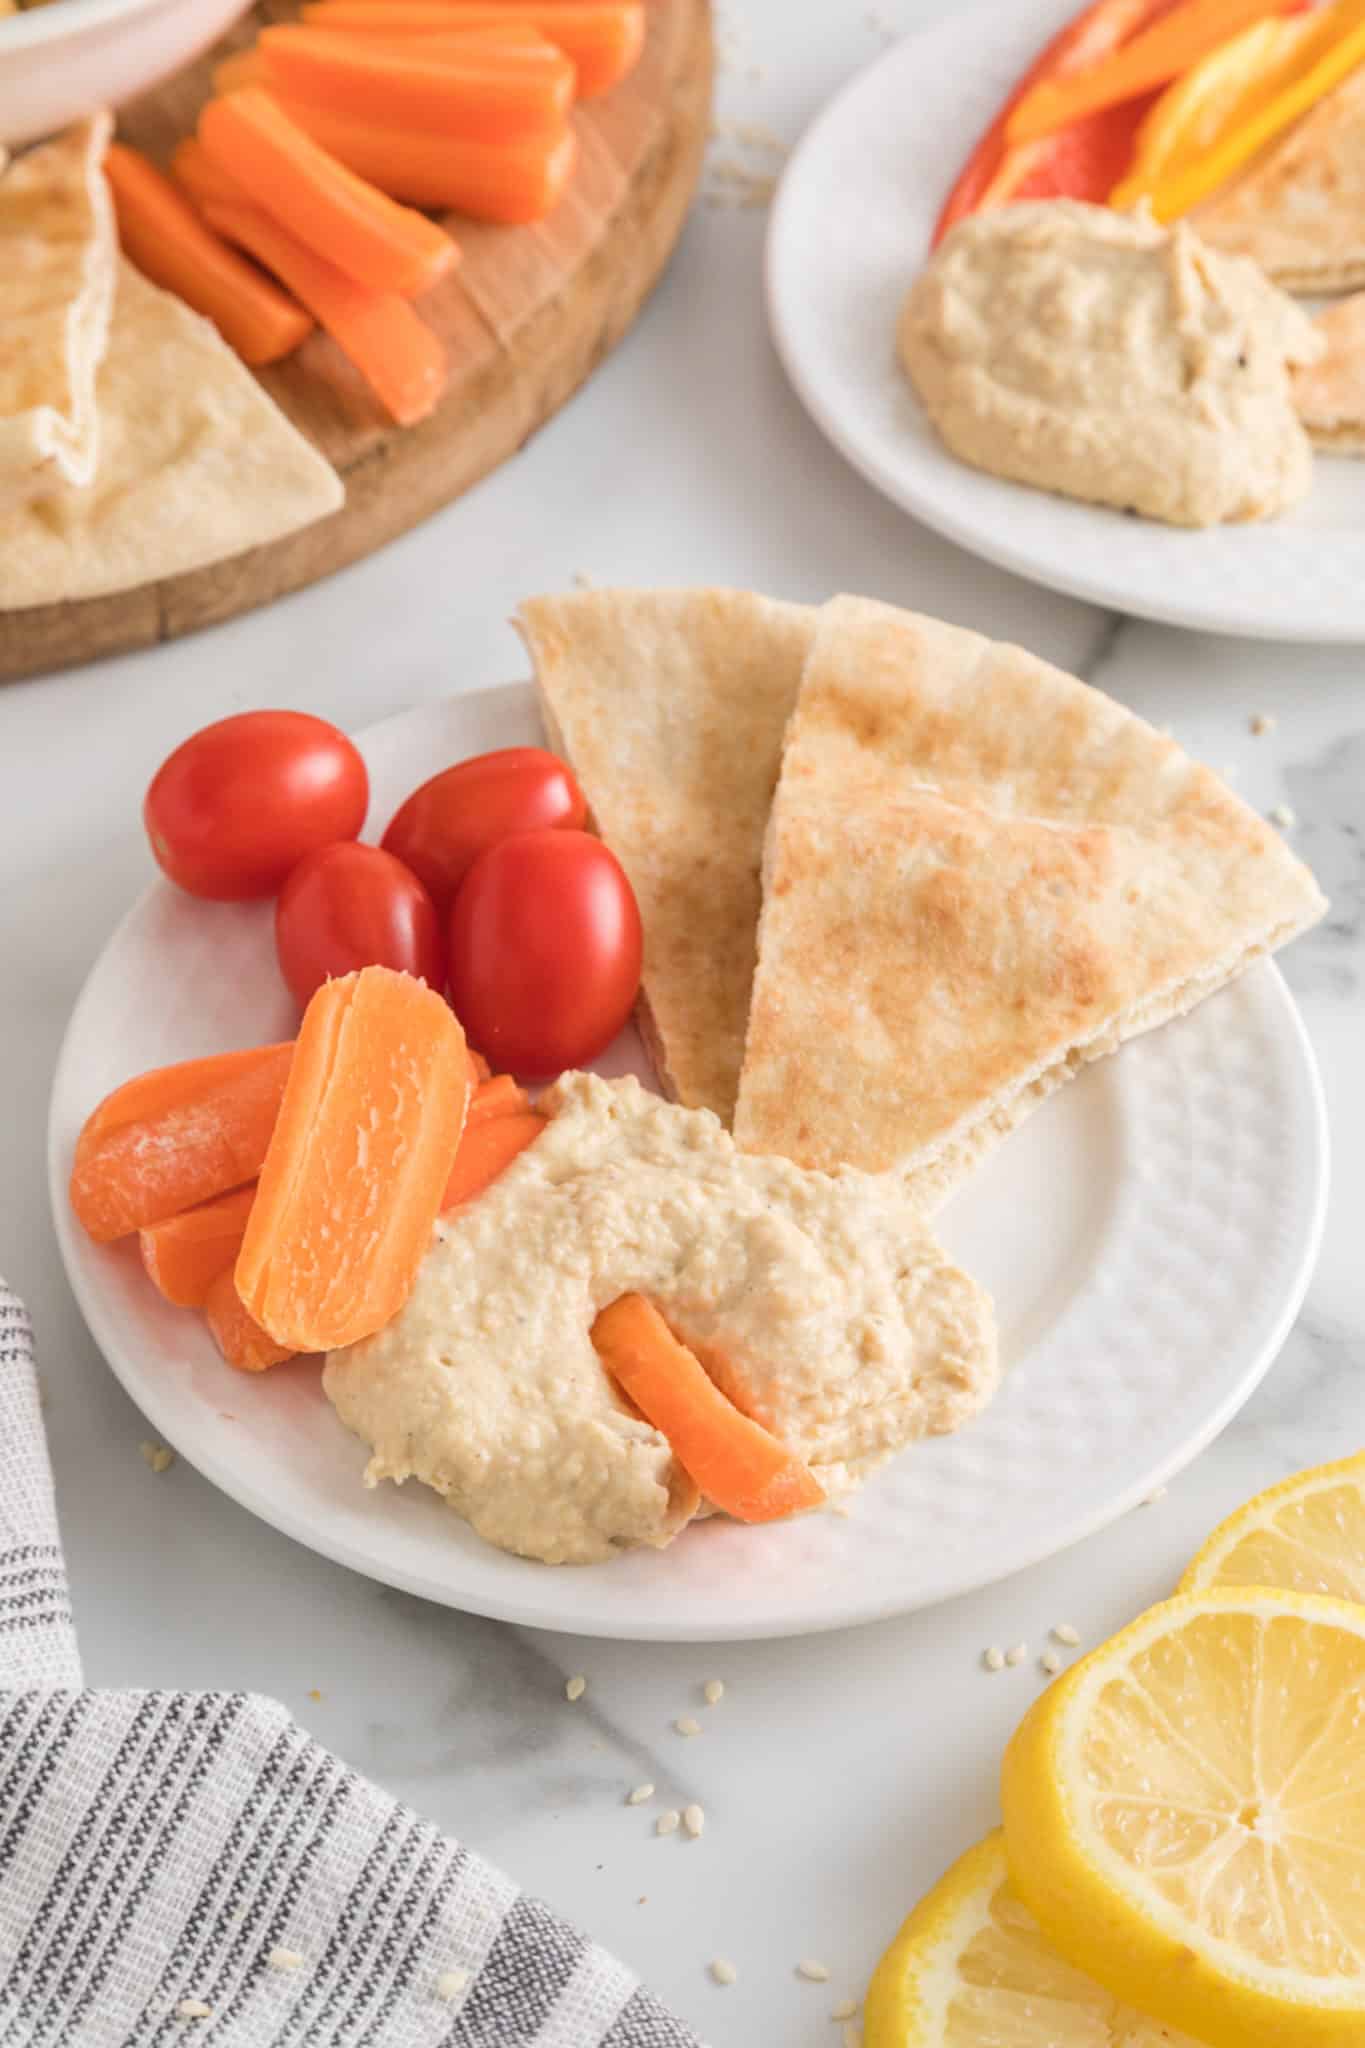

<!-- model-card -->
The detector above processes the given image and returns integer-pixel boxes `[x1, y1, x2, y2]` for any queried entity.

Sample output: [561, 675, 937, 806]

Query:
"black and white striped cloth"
[0, 1280, 702, 2048]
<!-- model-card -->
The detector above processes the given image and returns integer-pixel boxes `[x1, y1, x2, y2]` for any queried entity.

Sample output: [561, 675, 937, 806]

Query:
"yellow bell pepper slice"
[1149, 7, 1365, 218]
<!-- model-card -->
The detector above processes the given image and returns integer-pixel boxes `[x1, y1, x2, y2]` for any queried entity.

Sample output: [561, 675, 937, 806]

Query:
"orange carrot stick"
[440, 1110, 544, 1208]
[255, 26, 576, 139]
[299, 2, 646, 98]
[71, 1044, 295, 1244]
[203, 197, 446, 424]
[204, 1267, 298, 1373]
[102, 142, 313, 366]
[591, 1295, 827, 1524]
[139, 1185, 258, 1309]
[466, 1073, 531, 1122]
[199, 89, 458, 298]
[468, 1048, 492, 1084]
[212, 47, 267, 94]
[268, 97, 577, 219]
[235, 967, 470, 1352]
[170, 137, 249, 212]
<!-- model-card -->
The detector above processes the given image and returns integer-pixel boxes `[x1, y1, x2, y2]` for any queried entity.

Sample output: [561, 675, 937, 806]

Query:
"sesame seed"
[141, 1441, 174, 1474]
[1269, 803, 1296, 830]
[798, 1959, 831, 1982]
[1143, 1486, 1168, 1506]
[710, 1958, 738, 1986]
[626, 1783, 654, 1806]
[1005, 1643, 1027, 1667]
[982, 1646, 1005, 1672]
[1052, 1623, 1081, 1647]
[703, 1679, 724, 1706]
[1040, 1648, 1062, 1676]
[436, 1967, 470, 2002]
[175, 1999, 212, 2021]
[683, 1803, 705, 1838]
[675, 1716, 702, 1737]
[657, 1810, 681, 1836]
[565, 1675, 587, 1702]
[308, 1689, 322, 1702]
[828, 1500, 853, 1518]
[832, 1998, 859, 2021]
[1250, 713, 1276, 736]
[268, 1948, 304, 1972]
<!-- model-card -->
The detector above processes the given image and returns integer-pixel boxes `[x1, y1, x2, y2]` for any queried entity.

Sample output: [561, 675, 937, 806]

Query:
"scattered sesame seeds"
[175, 1999, 212, 2021]
[140, 1441, 174, 1474]
[703, 1679, 725, 1706]
[982, 1646, 1005, 1673]
[710, 1958, 738, 1986]
[1269, 803, 1296, 830]
[571, 570, 594, 589]
[827, 1500, 853, 1518]
[565, 1675, 587, 1702]
[268, 1948, 304, 1973]
[1144, 1486, 1168, 1506]
[656, 1810, 681, 1837]
[1040, 1648, 1062, 1677]
[683, 1803, 705, 1838]
[675, 1715, 702, 1737]
[832, 1998, 860, 2021]
[1005, 1643, 1027, 1667]
[1052, 1623, 1081, 1647]
[797, 1959, 831, 1982]
[1250, 713, 1276, 736]
[435, 1967, 470, 2002]
[626, 1783, 655, 1806]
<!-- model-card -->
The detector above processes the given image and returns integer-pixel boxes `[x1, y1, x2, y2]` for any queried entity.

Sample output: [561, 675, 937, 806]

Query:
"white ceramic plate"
[49, 686, 1328, 1640]
[767, 0, 1365, 641]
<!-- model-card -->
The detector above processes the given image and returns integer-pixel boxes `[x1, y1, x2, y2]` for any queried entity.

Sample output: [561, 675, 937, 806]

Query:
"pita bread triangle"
[1293, 293, 1365, 449]
[732, 595, 1326, 1205]
[1197, 62, 1365, 291]
[516, 589, 818, 1122]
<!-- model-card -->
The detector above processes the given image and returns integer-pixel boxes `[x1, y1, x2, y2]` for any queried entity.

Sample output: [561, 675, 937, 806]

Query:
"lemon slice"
[864, 1828, 1202, 2046]
[1179, 1452, 1365, 1602]
[1002, 1589, 1365, 2047]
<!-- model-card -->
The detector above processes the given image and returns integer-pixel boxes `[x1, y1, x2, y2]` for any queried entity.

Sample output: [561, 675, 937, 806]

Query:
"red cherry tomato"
[145, 711, 368, 901]
[448, 830, 642, 1075]
[275, 843, 445, 1010]
[381, 747, 585, 910]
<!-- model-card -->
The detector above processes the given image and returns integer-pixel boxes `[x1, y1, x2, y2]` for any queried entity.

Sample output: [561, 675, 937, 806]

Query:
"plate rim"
[765, 0, 1365, 644]
[46, 684, 1332, 1641]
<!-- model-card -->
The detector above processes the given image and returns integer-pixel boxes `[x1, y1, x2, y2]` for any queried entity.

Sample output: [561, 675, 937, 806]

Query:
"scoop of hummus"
[899, 199, 1322, 528]
[323, 1072, 998, 1566]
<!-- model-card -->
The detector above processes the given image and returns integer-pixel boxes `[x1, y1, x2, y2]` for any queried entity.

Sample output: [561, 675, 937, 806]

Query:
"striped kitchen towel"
[0, 1280, 702, 2048]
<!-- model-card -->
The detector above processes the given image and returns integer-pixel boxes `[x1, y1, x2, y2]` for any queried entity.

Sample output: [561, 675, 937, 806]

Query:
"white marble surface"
[1, 3, 1362, 2041]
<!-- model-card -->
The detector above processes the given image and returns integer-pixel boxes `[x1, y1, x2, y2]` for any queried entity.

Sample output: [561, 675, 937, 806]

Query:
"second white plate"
[767, 0, 1365, 640]
[49, 685, 1328, 1639]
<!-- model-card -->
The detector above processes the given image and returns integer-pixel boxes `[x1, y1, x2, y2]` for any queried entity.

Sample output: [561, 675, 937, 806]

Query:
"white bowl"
[0, 0, 252, 149]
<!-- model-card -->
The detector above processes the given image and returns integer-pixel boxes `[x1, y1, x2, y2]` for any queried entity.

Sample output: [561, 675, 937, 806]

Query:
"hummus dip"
[899, 200, 1322, 528]
[323, 1072, 997, 1566]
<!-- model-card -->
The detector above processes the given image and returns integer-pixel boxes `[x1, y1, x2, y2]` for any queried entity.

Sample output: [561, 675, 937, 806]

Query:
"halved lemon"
[1180, 1451, 1365, 1602]
[1002, 1588, 1365, 2047]
[864, 1828, 1202, 2045]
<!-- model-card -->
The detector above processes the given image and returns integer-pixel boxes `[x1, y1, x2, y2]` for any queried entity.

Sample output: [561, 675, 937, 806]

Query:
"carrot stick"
[299, 2, 646, 98]
[75, 1044, 292, 1162]
[204, 1267, 297, 1373]
[1006, 0, 1293, 143]
[235, 967, 470, 1352]
[170, 137, 248, 213]
[270, 96, 577, 218]
[199, 89, 458, 298]
[102, 142, 313, 366]
[139, 1186, 258, 1309]
[255, 26, 575, 139]
[203, 198, 445, 424]
[71, 1043, 295, 1244]
[440, 1110, 544, 1208]
[212, 47, 266, 93]
[466, 1073, 530, 1123]
[468, 1048, 492, 1083]
[591, 1295, 827, 1524]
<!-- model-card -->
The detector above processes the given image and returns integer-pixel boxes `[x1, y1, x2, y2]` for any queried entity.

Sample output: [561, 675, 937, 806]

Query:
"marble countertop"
[2, 3, 1362, 2040]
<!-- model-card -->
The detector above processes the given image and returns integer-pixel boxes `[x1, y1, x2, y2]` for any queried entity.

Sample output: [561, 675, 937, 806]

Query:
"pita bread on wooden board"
[0, 114, 115, 511]
[0, 258, 343, 608]
[1198, 64, 1365, 291]
[732, 595, 1326, 1206]
[1293, 293, 1365, 449]
[517, 589, 818, 1122]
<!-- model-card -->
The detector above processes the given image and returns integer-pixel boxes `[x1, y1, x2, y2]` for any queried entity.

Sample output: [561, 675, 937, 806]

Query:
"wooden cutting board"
[2, 0, 712, 684]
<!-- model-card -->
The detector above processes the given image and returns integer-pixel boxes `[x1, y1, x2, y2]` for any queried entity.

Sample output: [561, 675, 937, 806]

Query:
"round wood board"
[2, 0, 712, 684]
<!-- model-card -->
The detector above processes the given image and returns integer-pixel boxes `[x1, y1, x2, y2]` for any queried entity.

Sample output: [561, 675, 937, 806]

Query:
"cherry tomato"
[448, 830, 642, 1075]
[381, 747, 585, 911]
[145, 711, 368, 901]
[275, 842, 445, 1009]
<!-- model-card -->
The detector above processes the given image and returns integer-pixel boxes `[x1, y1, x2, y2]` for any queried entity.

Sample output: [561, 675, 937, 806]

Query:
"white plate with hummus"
[48, 684, 1328, 1640]
[766, 0, 1365, 641]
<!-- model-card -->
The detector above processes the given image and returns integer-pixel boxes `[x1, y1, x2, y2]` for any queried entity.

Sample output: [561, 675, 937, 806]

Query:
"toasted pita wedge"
[0, 259, 342, 608]
[1293, 292, 1365, 449]
[1198, 63, 1365, 291]
[0, 114, 115, 510]
[732, 596, 1326, 1206]
[516, 589, 818, 1122]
